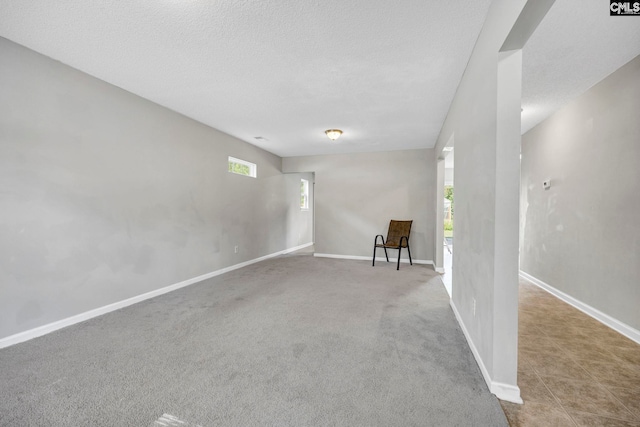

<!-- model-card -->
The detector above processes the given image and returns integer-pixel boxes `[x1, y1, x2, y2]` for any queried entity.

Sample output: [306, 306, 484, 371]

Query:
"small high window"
[228, 156, 257, 178]
[301, 179, 309, 210]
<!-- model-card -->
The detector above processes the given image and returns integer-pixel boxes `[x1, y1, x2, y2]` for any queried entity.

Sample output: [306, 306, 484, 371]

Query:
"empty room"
[1, 1, 639, 426]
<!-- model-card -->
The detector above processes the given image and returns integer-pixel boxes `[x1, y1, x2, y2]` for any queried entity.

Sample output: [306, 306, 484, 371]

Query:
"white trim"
[228, 156, 257, 178]
[450, 299, 523, 404]
[435, 267, 445, 274]
[313, 253, 434, 266]
[280, 242, 314, 254]
[491, 382, 523, 404]
[519, 270, 640, 345]
[0, 242, 313, 349]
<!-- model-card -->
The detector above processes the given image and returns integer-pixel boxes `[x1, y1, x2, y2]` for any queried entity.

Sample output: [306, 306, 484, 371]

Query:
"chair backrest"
[386, 220, 412, 247]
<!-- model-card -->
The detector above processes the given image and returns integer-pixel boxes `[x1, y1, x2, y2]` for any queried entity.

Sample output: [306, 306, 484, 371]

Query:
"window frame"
[228, 156, 257, 178]
[300, 179, 309, 210]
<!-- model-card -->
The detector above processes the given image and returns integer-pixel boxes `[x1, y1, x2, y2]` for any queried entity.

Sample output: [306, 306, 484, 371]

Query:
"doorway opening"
[442, 147, 454, 297]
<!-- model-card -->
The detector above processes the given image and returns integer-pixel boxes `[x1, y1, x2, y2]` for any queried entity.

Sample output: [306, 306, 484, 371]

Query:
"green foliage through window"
[444, 185, 454, 236]
[228, 156, 256, 178]
[444, 186, 454, 215]
[229, 162, 250, 175]
[301, 179, 309, 209]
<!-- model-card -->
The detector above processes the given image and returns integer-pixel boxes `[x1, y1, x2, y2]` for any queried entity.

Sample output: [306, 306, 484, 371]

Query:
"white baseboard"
[491, 382, 523, 404]
[519, 270, 640, 345]
[281, 242, 314, 254]
[314, 253, 434, 266]
[0, 242, 314, 349]
[435, 267, 445, 274]
[449, 300, 523, 404]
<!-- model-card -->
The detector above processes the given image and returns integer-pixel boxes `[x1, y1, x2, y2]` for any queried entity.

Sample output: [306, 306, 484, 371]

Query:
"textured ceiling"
[0, 0, 492, 157]
[1, 1, 638, 158]
[522, 0, 640, 134]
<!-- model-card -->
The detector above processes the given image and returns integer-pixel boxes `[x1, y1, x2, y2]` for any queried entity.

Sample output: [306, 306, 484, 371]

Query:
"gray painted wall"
[520, 55, 640, 331]
[433, 0, 542, 401]
[283, 149, 435, 263]
[0, 37, 312, 340]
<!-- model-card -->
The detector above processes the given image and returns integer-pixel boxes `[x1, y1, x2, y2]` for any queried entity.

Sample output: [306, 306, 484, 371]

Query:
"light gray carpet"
[0, 252, 508, 426]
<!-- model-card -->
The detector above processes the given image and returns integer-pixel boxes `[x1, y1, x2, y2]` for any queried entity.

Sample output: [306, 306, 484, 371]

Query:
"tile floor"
[500, 278, 640, 426]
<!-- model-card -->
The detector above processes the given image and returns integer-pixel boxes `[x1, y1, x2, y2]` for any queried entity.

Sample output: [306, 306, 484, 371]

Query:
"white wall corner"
[282, 242, 314, 254]
[519, 271, 640, 345]
[449, 299, 522, 404]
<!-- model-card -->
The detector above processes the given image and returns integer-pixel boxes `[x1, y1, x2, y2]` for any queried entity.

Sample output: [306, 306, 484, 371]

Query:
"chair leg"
[383, 247, 389, 262]
[397, 247, 401, 270]
[407, 244, 413, 265]
[372, 245, 376, 266]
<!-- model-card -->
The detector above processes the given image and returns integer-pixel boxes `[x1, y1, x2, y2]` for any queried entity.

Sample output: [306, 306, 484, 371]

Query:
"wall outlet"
[234, 246, 239, 254]
[472, 298, 476, 317]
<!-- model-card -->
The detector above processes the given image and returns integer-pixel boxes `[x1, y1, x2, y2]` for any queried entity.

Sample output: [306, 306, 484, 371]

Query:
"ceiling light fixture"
[325, 129, 343, 141]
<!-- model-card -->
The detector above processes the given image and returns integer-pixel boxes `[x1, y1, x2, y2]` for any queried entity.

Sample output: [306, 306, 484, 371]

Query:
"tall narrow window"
[301, 179, 309, 210]
[228, 156, 257, 178]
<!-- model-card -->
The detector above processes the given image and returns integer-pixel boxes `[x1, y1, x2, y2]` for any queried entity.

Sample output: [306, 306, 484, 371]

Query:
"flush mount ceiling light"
[325, 129, 343, 141]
